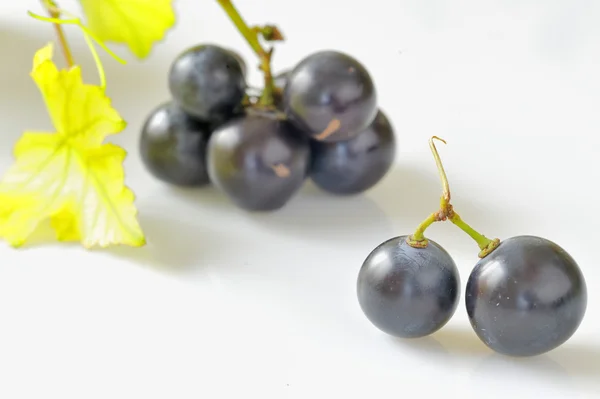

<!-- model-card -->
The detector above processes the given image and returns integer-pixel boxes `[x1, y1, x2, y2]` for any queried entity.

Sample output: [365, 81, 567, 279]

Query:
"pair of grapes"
[357, 137, 587, 357]
[139, 43, 396, 211]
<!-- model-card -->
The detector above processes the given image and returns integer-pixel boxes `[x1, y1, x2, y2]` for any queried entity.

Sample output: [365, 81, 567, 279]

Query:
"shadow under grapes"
[549, 343, 600, 380]
[166, 185, 230, 212]
[430, 326, 492, 356]
[106, 210, 225, 273]
[241, 180, 396, 246]
[469, 350, 577, 396]
[373, 163, 507, 231]
[165, 175, 396, 247]
[388, 334, 450, 359]
[391, 325, 491, 359]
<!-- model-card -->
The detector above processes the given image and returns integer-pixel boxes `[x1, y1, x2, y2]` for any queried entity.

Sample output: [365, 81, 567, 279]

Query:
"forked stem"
[216, 0, 277, 107]
[407, 136, 500, 258]
[42, 0, 74, 67]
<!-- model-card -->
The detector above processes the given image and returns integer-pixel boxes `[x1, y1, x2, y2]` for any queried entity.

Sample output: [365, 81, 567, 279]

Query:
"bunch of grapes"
[138, 1, 588, 359]
[140, 37, 396, 211]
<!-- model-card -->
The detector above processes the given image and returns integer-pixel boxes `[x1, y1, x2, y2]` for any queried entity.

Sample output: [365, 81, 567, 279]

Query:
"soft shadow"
[389, 334, 449, 359]
[431, 326, 492, 355]
[469, 343, 600, 394]
[470, 351, 575, 395]
[166, 178, 396, 246]
[478, 352, 568, 377]
[107, 211, 221, 274]
[369, 163, 443, 220]
[549, 343, 600, 379]
[391, 325, 491, 358]
[165, 185, 230, 212]
[369, 163, 505, 232]
[159, 162, 510, 249]
[242, 180, 396, 245]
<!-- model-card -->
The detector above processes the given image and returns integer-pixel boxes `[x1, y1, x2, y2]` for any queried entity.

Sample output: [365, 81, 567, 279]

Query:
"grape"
[310, 109, 396, 195]
[139, 101, 212, 187]
[282, 50, 378, 142]
[465, 235, 587, 357]
[168, 44, 246, 124]
[207, 113, 310, 211]
[357, 236, 460, 338]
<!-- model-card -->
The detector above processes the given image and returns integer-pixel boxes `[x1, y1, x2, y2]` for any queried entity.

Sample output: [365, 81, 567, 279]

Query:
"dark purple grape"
[310, 109, 396, 195]
[139, 101, 212, 187]
[357, 236, 460, 338]
[466, 235, 587, 357]
[207, 114, 310, 211]
[168, 44, 246, 124]
[282, 50, 378, 142]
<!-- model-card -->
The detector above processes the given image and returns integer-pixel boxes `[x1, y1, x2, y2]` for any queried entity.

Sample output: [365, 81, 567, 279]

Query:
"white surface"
[0, 0, 599, 397]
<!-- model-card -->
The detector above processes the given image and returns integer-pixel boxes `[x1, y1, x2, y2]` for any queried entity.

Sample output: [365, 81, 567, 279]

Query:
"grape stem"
[407, 136, 501, 258]
[216, 0, 278, 107]
[41, 0, 74, 67]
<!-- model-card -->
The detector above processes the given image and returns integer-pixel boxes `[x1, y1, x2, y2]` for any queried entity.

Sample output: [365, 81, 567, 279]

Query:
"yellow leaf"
[78, 0, 176, 59]
[0, 43, 145, 248]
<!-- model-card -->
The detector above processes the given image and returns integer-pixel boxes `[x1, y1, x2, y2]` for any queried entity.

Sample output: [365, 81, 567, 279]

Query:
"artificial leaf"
[78, 0, 176, 59]
[0, 43, 145, 248]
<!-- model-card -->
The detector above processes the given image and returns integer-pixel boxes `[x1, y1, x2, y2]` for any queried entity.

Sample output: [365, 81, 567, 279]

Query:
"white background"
[1, 0, 599, 397]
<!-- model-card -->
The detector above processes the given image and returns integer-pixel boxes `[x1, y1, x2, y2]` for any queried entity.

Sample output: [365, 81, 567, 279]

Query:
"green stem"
[449, 212, 493, 249]
[449, 212, 500, 258]
[406, 136, 501, 258]
[407, 137, 451, 247]
[216, 0, 276, 107]
[42, 0, 74, 67]
[430, 136, 450, 202]
[407, 212, 438, 247]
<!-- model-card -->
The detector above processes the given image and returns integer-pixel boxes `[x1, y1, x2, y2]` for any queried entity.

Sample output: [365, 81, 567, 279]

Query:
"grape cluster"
[139, 44, 396, 211]
[356, 137, 587, 357]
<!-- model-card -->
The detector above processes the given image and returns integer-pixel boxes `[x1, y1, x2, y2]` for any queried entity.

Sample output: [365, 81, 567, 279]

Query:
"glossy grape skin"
[207, 114, 310, 211]
[283, 50, 378, 142]
[310, 109, 396, 195]
[139, 101, 212, 187]
[466, 235, 587, 357]
[357, 236, 460, 338]
[168, 44, 246, 123]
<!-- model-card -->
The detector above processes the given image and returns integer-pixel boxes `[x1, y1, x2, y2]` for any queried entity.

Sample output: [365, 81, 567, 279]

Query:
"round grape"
[139, 101, 212, 187]
[310, 109, 396, 195]
[466, 235, 587, 357]
[357, 236, 460, 338]
[168, 44, 246, 123]
[207, 114, 310, 211]
[283, 50, 378, 142]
